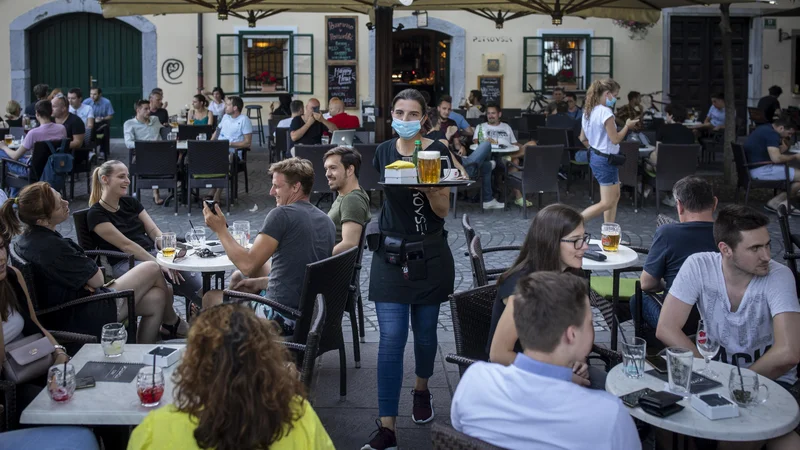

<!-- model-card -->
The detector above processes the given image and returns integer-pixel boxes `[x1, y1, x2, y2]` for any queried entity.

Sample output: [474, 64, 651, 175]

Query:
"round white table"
[157, 248, 236, 293]
[639, 145, 655, 158]
[469, 143, 519, 153]
[606, 359, 800, 442]
[582, 239, 640, 271]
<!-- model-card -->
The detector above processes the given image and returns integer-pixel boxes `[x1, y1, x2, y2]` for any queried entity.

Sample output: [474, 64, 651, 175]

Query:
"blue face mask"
[605, 95, 617, 108]
[392, 117, 422, 140]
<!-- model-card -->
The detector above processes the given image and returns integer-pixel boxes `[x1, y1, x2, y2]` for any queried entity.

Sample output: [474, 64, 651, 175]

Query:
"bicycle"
[525, 84, 549, 114]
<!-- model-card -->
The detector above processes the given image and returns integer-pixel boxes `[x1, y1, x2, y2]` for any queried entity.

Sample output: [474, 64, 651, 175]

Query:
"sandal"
[160, 316, 186, 340]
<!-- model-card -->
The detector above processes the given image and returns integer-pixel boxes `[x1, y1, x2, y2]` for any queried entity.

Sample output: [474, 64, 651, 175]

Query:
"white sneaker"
[483, 199, 504, 209]
[662, 196, 676, 207]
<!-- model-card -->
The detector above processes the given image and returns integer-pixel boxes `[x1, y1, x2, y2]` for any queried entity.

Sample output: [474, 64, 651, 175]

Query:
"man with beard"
[323, 147, 371, 255]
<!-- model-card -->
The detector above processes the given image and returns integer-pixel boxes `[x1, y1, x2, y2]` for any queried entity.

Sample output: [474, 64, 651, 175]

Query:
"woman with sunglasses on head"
[86, 160, 200, 335]
[128, 303, 334, 450]
[486, 204, 606, 388]
[0, 182, 178, 343]
[201, 87, 226, 123]
[361, 89, 456, 450]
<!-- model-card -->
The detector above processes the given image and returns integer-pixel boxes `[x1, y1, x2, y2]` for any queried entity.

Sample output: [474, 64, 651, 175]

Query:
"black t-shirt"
[643, 221, 717, 292]
[87, 197, 153, 263]
[24, 103, 36, 119]
[486, 270, 524, 355]
[290, 116, 325, 145]
[151, 108, 169, 126]
[373, 138, 451, 236]
[59, 113, 86, 140]
[656, 123, 696, 145]
[757, 96, 781, 123]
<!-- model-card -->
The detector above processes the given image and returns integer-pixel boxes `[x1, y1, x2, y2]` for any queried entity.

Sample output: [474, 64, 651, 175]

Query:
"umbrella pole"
[720, 4, 736, 185]
[374, 6, 394, 143]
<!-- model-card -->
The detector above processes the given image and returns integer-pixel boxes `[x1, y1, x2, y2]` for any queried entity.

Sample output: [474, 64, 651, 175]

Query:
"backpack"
[40, 138, 73, 191]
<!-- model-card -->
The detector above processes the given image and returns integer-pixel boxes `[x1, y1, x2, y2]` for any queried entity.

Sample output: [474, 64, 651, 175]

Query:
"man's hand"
[312, 112, 323, 122]
[202, 203, 227, 234]
[446, 125, 458, 140]
[232, 277, 268, 292]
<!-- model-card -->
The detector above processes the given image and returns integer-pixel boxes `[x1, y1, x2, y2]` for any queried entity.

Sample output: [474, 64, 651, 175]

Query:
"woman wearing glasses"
[486, 204, 605, 388]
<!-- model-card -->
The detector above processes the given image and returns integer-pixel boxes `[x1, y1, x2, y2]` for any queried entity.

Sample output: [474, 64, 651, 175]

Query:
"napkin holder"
[144, 346, 182, 368]
[385, 168, 418, 184]
[690, 393, 739, 420]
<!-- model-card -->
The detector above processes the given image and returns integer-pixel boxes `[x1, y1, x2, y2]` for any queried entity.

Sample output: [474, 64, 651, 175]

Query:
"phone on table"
[76, 376, 96, 390]
[204, 200, 219, 215]
[646, 355, 668, 374]
[619, 387, 656, 408]
[588, 243, 603, 253]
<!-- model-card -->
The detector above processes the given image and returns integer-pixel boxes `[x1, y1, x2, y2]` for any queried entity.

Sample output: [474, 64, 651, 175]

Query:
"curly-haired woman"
[128, 303, 334, 450]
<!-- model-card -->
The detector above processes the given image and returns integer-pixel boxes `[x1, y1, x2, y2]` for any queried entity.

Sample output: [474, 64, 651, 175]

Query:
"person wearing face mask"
[579, 78, 638, 224]
[361, 89, 455, 450]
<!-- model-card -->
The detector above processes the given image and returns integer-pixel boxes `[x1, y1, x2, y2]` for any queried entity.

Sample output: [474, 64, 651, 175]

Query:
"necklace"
[100, 198, 120, 212]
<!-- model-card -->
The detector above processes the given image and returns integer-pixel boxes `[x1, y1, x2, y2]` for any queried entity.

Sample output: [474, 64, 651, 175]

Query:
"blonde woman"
[579, 79, 638, 223]
[5, 100, 23, 126]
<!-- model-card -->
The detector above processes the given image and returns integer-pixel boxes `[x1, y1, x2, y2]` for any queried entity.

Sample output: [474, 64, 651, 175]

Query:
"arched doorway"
[391, 28, 450, 107]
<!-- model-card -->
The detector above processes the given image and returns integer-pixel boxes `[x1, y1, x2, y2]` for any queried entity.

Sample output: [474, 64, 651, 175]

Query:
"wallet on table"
[639, 391, 685, 418]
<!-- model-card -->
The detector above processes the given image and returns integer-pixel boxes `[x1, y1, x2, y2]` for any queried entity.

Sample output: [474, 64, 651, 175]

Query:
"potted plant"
[556, 68, 578, 91]
[612, 20, 656, 40]
[254, 71, 278, 92]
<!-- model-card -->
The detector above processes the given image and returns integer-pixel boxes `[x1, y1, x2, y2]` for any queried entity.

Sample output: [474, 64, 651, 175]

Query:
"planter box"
[261, 84, 277, 93]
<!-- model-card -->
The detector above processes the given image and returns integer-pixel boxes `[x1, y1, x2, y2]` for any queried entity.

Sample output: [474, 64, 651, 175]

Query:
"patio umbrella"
[760, 6, 800, 16]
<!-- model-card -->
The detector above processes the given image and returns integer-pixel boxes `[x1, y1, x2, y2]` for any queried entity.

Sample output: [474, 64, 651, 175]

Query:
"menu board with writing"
[328, 64, 358, 108]
[326, 16, 357, 61]
[478, 75, 503, 108]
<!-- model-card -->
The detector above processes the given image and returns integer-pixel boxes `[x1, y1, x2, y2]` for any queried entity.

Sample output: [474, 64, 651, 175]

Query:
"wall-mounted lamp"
[412, 10, 428, 28]
[779, 28, 792, 43]
[366, 22, 375, 31]
[393, 23, 405, 32]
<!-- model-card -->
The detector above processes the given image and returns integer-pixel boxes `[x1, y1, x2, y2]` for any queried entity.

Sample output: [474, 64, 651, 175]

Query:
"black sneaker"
[361, 419, 397, 450]
[411, 389, 435, 424]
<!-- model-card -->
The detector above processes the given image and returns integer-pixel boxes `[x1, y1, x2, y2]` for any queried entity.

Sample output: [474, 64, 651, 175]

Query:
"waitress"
[361, 89, 454, 450]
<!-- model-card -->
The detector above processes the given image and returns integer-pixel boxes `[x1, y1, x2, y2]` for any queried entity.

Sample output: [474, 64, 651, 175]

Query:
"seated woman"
[87, 160, 202, 320]
[128, 303, 334, 450]
[0, 182, 186, 343]
[188, 94, 214, 126]
[4, 100, 23, 127]
[487, 203, 606, 389]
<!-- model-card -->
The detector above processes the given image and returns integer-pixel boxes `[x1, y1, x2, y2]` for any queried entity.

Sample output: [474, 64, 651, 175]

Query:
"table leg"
[612, 268, 621, 351]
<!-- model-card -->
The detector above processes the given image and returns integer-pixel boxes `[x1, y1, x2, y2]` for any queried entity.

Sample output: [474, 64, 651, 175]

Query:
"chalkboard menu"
[478, 75, 503, 107]
[328, 64, 358, 108]
[326, 16, 357, 61]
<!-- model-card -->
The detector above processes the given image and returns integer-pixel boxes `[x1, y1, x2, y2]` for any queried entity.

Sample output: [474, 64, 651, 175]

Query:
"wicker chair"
[778, 204, 800, 295]
[445, 284, 497, 376]
[462, 215, 519, 286]
[431, 422, 504, 450]
[222, 247, 358, 400]
[72, 208, 136, 279]
[348, 227, 368, 360]
[277, 294, 326, 395]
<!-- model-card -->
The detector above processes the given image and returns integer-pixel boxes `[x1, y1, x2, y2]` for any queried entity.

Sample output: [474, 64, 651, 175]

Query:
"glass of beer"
[601, 222, 621, 252]
[158, 232, 177, 258]
[417, 151, 441, 184]
[4, 135, 12, 146]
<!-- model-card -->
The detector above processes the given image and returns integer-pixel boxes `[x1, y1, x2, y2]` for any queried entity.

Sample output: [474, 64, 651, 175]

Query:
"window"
[217, 32, 314, 96]
[523, 37, 613, 93]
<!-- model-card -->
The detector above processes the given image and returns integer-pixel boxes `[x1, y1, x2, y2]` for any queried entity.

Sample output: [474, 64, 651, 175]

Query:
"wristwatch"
[53, 344, 69, 357]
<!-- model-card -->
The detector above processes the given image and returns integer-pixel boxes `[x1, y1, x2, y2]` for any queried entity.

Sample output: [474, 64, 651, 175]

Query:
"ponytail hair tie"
[12, 198, 18, 205]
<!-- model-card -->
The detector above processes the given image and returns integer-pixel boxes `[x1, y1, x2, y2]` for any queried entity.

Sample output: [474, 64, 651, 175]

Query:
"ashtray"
[690, 393, 739, 420]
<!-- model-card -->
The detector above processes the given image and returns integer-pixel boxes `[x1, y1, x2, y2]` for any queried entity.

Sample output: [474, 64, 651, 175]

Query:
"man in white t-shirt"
[452, 271, 641, 450]
[210, 95, 252, 202]
[67, 88, 94, 130]
[657, 205, 800, 447]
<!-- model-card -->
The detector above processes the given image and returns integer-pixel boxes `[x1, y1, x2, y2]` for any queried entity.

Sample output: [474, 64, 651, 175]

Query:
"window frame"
[523, 36, 614, 93]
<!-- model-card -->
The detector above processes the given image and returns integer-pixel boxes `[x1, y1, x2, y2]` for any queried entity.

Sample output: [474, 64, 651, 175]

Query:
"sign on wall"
[328, 64, 358, 108]
[478, 75, 503, 107]
[326, 16, 358, 61]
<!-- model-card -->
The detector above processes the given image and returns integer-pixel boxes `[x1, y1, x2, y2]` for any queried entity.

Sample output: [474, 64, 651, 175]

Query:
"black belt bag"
[380, 231, 445, 281]
[592, 148, 626, 166]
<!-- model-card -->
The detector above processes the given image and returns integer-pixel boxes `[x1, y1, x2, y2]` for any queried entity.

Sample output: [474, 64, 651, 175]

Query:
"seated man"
[465, 89, 484, 119]
[323, 146, 371, 254]
[452, 271, 640, 450]
[83, 87, 114, 158]
[68, 88, 95, 130]
[290, 98, 338, 149]
[615, 91, 644, 128]
[123, 99, 163, 204]
[24, 84, 49, 119]
[149, 91, 169, 126]
[0, 100, 66, 177]
[695, 92, 728, 135]
[657, 205, 800, 450]
[326, 97, 360, 130]
[275, 100, 302, 136]
[565, 92, 582, 121]
[52, 95, 85, 151]
[631, 176, 718, 330]
[209, 95, 252, 202]
[549, 86, 565, 106]
[743, 119, 799, 214]
[202, 158, 335, 334]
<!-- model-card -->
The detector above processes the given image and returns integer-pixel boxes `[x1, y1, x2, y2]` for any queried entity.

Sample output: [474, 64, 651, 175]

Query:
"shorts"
[589, 151, 619, 186]
[251, 291, 296, 336]
[750, 164, 796, 181]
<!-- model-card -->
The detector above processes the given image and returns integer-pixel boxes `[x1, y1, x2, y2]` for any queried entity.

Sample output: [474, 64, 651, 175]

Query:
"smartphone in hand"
[204, 200, 218, 215]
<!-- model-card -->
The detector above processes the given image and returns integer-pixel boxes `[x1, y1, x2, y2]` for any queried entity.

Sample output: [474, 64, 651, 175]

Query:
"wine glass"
[696, 319, 720, 379]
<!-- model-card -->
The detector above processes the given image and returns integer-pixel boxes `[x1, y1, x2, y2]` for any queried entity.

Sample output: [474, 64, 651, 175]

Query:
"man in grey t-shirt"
[202, 158, 335, 319]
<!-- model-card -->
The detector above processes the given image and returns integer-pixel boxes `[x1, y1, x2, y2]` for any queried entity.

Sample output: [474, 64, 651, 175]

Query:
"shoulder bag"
[2, 273, 55, 384]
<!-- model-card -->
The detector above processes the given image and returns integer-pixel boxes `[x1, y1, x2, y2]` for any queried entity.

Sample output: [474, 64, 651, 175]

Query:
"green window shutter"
[292, 34, 314, 95]
[217, 34, 241, 96]
[523, 37, 544, 92]
[588, 37, 613, 84]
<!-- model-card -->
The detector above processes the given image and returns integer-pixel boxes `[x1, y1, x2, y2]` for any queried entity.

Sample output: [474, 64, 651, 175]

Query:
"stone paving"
[53, 141, 796, 449]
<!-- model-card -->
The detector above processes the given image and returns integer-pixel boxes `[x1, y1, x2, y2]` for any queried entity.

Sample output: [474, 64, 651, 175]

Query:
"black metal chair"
[275, 127, 292, 160]
[732, 142, 791, 205]
[177, 124, 215, 141]
[505, 144, 563, 218]
[778, 204, 800, 295]
[222, 246, 358, 400]
[268, 115, 288, 160]
[133, 141, 179, 214]
[353, 144, 382, 204]
[68, 134, 97, 200]
[278, 294, 325, 394]
[618, 142, 641, 212]
[536, 126, 590, 194]
[643, 144, 700, 213]
[294, 144, 336, 206]
[233, 147, 250, 200]
[430, 422, 505, 450]
[186, 140, 231, 215]
[1, 140, 65, 194]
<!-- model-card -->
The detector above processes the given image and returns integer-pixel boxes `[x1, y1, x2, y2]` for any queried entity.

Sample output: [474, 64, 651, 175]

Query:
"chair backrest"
[9, 127, 24, 140]
[286, 293, 326, 390]
[461, 214, 476, 250]
[294, 144, 336, 194]
[133, 141, 178, 176]
[353, 144, 382, 192]
[353, 130, 372, 144]
[72, 208, 97, 250]
[178, 124, 215, 141]
[293, 247, 359, 356]
[187, 140, 230, 178]
[653, 144, 700, 190]
[276, 127, 291, 158]
[656, 214, 678, 228]
[431, 422, 504, 450]
[520, 144, 563, 194]
[777, 204, 800, 295]
[449, 283, 497, 368]
[268, 116, 288, 135]
[467, 117, 483, 127]
[0, 128, 8, 138]
[534, 127, 569, 147]
[31, 140, 67, 180]
[731, 142, 751, 187]
[618, 142, 640, 188]
[468, 235, 489, 287]
[748, 107, 768, 126]
[9, 245, 39, 309]
[158, 127, 170, 141]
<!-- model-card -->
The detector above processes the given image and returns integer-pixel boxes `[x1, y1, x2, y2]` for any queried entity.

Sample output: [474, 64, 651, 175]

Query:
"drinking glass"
[137, 366, 165, 408]
[321, 135, 330, 145]
[728, 368, 769, 407]
[158, 232, 177, 258]
[185, 226, 206, 248]
[4, 134, 12, 146]
[169, 115, 179, 128]
[417, 151, 442, 184]
[197, 133, 207, 141]
[233, 220, 251, 242]
[101, 322, 127, 357]
[167, 132, 178, 141]
[601, 222, 621, 252]
[696, 319, 720, 379]
[666, 347, 694, 397]
[621, 337, 646, 378]
[48, 363, 76, 402]
[188, 117, 195, 125]
[230, 227, 247, 248]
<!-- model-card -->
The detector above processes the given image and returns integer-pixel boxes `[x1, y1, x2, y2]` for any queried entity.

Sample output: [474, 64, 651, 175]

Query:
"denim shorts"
[589, 151, 619, 186]
[750, 164, 796, 181]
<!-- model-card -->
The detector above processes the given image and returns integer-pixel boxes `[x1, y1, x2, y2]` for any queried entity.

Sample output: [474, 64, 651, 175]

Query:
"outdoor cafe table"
[157, 248, 236, 293]
[21, 344, 184, 426]
[606, 359, 800, 443]
[469, 143, 519, 154]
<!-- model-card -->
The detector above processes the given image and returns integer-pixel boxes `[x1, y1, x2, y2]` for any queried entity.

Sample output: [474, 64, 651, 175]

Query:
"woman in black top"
[273, 94, 292, 117]
[362, 89, 455, 450]
[87, 160, 202, 314]
[1, 182, 183, 343]
[486, 204, 605, 388]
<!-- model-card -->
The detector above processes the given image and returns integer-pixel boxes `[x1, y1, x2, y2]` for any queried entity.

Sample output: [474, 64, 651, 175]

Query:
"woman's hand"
[625, 118, 639, 129]
[445, 125, 458, 140]
[572, 361, 589, 379]
[54, 352, 69, 365]
[161, 266, 184, 285]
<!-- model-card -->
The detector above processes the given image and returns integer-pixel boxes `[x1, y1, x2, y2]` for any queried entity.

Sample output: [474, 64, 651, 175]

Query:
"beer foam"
[417, 150, 440, 160]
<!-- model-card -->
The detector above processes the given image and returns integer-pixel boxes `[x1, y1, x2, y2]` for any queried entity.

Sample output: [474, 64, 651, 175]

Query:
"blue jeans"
[0, 427, 99, 450]
[589, 150, 619, 186]
[629, 292, 662, 330]
[461, 142, 494, 202]
[0, 150, 30, 176]
[376, 301, 441, 417]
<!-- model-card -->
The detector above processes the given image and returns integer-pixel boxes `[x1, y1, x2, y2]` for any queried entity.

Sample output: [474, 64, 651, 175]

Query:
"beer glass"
[601, 222, 621, 252]
[417, 151, 441, 184]
[158, 232, 177, 258]
[233, 220, 251, 242]
[4, 134, 12, 146]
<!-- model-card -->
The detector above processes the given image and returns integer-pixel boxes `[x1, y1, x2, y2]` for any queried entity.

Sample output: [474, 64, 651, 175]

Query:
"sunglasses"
[171, 248, 189, 262]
